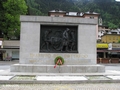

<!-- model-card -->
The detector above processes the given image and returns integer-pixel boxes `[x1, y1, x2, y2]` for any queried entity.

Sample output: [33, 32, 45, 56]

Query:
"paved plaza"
[0, 83, 120, 90]
[0, 60, 120, 89]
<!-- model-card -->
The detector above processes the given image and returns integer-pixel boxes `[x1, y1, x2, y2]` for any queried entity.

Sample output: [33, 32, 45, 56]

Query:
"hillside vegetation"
[26, 0, 120, 29]
[0, 0, 120, 40]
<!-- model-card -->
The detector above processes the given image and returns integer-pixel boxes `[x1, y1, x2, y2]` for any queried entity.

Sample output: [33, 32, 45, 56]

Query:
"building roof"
[102, 34, 120, 37]
[48, 10, 66, 13]
[65, 12, 84, 17]
[84, 11, 100, 15]
[2, 40, 20, 49]
[48, 10, 100, 17]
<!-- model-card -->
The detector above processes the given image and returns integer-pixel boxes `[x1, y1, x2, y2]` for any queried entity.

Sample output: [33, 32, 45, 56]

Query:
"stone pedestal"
[11, 64, 105, 73]
[11, 15, 105, 73]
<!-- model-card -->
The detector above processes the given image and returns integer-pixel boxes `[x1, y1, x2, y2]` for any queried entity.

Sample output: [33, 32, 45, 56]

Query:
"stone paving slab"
[106, 75, 120, 80]
[36, 76, 88, 81]
[0, 75, 13, 80]
[0, 70, 4, 72]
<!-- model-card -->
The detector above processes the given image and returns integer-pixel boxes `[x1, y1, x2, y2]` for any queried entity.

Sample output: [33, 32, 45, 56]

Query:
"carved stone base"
[11, 64, 105, 73]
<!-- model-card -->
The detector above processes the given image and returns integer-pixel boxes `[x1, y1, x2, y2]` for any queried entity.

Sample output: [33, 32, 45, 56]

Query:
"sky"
[116, 0, 120, 2]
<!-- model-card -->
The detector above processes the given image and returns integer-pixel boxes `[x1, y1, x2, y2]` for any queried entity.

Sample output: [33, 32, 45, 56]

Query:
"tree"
[2, 0, 27, 40]
[108, 22, 118, 29]
[0, 0, 7, 37]
[25, 0, 42, 15]
[118, 40, 120, 43]
[24, 0, 120, 29]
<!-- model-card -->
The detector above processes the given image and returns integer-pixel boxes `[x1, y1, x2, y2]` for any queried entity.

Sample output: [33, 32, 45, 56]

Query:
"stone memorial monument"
[11, 15, 105, 73]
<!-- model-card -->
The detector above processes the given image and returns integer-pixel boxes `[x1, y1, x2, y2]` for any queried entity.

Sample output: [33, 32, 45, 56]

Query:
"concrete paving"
[0, 83, 120, 90]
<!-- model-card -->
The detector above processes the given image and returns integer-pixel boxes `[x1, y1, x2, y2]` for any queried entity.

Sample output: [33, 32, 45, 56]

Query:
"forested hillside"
[26, 0, 120, 29]
[0, 0, 120, 40]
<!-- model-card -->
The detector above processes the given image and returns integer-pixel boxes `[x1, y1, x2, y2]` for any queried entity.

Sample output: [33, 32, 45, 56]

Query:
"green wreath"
[54, 56, 64, 65]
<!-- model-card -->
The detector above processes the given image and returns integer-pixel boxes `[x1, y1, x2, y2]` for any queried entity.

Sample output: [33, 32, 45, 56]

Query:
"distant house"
[98, 25, 110, 40]
[101, 29, 120, 43]
[101, 34, 120, 43]
[0, 40, 19, 60]
[48, 10, 100, 19]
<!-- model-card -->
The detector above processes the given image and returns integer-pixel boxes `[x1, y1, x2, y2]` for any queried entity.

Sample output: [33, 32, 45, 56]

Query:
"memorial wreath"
[54, 56, 64, 68]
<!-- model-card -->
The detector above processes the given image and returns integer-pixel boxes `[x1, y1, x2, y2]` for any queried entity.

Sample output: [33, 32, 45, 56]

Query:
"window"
[55, 15, 59, 17]
[90, 16, 94, 19]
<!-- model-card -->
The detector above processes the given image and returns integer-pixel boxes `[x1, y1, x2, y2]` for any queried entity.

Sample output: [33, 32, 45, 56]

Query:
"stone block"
[97, 65, 105, 72]
[32, 65, 47, 73]
[11, 64, 105, 73]
[72, 66, 87, 73]
[59, 65, 72, 73]
[86, 66, 98, 73]
[47, 65, 59, 73]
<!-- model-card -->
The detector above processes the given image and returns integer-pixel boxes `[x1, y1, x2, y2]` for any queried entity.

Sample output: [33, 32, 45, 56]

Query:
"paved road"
[105, 64, 120, 74]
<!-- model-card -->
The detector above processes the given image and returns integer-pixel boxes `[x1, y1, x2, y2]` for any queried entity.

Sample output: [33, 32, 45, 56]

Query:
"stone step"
[11, 64, 105, 73]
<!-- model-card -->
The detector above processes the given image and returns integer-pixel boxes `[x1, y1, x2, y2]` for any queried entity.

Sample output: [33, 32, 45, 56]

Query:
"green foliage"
[118, 40, 120, 43]
[0, 0, 27, 40]
[108, 22, 118, 29]
[0, 0, 6, 37]
[25, 0, 42, 15]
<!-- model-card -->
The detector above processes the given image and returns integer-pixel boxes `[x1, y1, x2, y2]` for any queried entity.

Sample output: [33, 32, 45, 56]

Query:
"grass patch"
[11, 75, 36, 80]
[86, 75, 110, 80]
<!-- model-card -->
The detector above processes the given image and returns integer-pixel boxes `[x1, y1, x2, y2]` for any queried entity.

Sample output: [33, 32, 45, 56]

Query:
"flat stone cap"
[20, 15, 98, 25]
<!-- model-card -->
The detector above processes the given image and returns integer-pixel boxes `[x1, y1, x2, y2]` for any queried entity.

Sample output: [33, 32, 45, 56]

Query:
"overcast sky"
[116, 0, 120, 1]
